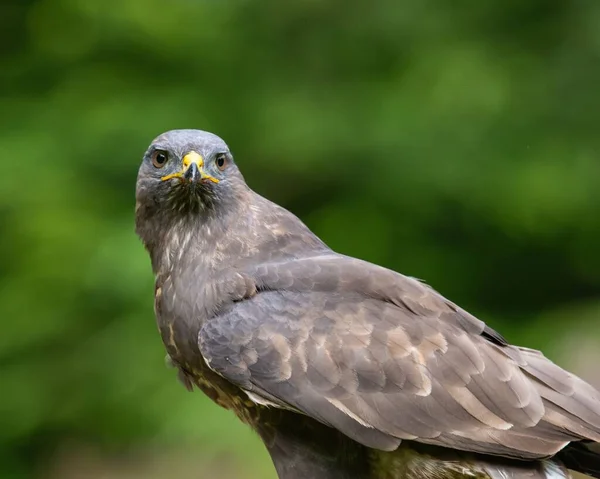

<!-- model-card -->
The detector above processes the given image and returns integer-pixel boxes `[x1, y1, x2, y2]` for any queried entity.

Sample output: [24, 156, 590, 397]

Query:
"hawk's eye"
[215, 154, 228, 171]
[152, 150, 168, 168]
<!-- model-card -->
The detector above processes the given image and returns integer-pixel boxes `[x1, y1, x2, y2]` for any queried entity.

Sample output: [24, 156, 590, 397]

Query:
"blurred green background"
[2, 0, 600, 478]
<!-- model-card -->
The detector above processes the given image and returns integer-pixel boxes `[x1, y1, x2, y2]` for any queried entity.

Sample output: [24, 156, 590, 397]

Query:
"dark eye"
[215, 154, 228, 171]
[152, 150, 168, 168]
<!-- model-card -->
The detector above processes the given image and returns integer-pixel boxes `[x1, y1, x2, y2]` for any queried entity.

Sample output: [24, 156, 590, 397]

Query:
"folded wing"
[199, 254, 600, 459]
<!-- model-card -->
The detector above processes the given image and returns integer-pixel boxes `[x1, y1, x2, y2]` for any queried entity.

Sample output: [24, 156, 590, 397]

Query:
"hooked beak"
[183, 161, 200, 182]
[160, 151, 220, 184]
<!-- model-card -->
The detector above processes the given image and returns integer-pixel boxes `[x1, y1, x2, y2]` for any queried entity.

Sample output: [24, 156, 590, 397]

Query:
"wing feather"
[199, 255, 600, 459]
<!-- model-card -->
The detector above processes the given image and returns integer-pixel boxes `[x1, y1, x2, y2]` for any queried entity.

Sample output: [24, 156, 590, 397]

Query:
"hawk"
[135, 129, 600, 479]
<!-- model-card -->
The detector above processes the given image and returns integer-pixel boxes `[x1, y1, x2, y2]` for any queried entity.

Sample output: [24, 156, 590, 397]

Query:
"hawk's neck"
[141, 190, 330, 276]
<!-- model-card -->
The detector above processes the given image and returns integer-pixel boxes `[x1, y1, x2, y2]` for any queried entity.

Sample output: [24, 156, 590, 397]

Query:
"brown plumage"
[136, 129, 600, 479]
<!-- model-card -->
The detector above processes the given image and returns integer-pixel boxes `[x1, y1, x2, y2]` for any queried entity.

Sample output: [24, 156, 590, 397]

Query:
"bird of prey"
[135, 129, 600, 479]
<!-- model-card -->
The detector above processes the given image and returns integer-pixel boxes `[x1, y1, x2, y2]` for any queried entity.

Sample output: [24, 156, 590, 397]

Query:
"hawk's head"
[136, 129, 246, 216]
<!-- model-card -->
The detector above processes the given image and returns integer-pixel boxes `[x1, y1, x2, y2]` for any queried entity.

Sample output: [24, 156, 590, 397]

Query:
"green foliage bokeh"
[1, 0, 599, 477]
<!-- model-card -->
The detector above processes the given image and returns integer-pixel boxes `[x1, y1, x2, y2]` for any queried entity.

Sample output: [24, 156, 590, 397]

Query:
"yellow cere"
[182, 151, 204, 169]
[160, 150, 219, 183]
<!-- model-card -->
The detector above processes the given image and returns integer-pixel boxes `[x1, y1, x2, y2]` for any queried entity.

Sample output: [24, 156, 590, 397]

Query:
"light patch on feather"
[410, 348, 432, 397]
[269, 335, 293, 381]
[452, 467, 477, 477]
[421, 332, 448, 356]
[540, 460, 571, 479]
[387, 327, 412, 359]
[349, 321, 374, 345]
[167, 323, 179, 355]
[241, 348, 258, 366]
[447, 387, 513, 430]
[200, 350, 224, 377]
[271, 334, 292, 363]
[278, 362, 293, 381]
[244, 390, 282, 408]
[295, 340, 308, 372]
[327, 398, 375, 429]
[154, 287, 162, 316]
